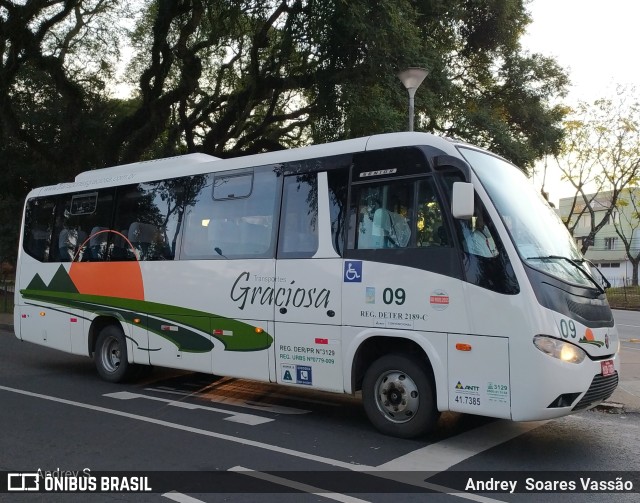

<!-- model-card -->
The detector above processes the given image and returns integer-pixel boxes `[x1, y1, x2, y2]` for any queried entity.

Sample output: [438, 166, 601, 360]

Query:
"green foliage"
[554, 88, 640, 261]
[0, 0, 570, 264]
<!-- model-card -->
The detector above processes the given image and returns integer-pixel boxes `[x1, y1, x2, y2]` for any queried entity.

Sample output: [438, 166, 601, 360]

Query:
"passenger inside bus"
[461, 211, 498, 258]
[372, 208, 410, 248]
[58, 226, 87, 262]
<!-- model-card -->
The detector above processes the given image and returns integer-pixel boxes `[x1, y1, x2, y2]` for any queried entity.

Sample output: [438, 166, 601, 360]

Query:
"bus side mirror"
[452, 182, 474, 219]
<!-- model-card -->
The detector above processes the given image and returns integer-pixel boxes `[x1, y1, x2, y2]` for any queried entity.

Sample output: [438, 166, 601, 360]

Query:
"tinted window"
[352, 180, 414, 249]
[441, 173, 519, 294]
[346, 148, 462, 278]
[461, 197, 519, 294]
[328, 168, 349, 256]
[53, 189, 115, 262]
[23, 197, 56, 262]
[112, 181, 185, 261]
[278, 175, 318, 258]
[182, 167, 279, 259]
[70, 193, 98, 215]
[416, 178, 449, 247]
[213, 172, 253, 200]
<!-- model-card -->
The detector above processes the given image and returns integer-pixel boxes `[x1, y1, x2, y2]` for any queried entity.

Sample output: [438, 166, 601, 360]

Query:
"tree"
[613, 188, 640, 286]
[553, 89, 640, 254]
[1, 0, 570, 264]
[409, 0, 569, 169]
[0, 0, 130, 173]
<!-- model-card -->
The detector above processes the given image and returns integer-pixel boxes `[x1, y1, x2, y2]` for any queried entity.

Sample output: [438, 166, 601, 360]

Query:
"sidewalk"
[1, 312, 638, 412]
[609, 341, 640, 412]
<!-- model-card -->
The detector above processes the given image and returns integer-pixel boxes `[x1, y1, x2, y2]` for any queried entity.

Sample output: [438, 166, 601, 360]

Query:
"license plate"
[601, 359, 615, 376]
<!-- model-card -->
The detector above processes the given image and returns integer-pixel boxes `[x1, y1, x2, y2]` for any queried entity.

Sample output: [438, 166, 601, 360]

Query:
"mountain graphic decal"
[25, 273, 48, 291]
[48, 265, 79, 293]
[20, 260, 272, 353]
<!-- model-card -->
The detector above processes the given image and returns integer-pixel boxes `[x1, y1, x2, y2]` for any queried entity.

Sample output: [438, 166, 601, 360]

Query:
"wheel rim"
[100, 335, 122, 374]
[373, 370, 419, 424]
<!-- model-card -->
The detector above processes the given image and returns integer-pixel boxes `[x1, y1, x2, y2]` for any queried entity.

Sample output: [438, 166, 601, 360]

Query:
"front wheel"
[362, 353, 439, 438]
[94, 325, 134, 383]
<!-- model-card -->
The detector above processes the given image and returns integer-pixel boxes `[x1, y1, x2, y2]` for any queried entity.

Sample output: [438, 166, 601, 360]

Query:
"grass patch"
[0, 280, 14, 314]
[607, 286, 640, 310]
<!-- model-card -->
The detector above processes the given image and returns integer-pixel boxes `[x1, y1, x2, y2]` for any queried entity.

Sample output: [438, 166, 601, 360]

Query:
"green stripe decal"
[21, 289, 273, 353]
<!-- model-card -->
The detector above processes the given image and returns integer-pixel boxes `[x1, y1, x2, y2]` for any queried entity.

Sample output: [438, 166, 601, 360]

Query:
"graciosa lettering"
[230, 271, 331, 310]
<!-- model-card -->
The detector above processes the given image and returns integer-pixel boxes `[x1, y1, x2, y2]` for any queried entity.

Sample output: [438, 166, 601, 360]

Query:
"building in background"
[558, 188, 640, 287]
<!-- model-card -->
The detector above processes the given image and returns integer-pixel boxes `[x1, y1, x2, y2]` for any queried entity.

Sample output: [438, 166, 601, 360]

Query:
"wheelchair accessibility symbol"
[344, 261, 362, 282]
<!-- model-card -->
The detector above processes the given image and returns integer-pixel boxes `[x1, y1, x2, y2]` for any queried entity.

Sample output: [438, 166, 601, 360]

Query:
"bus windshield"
[458, 147, 597, 290]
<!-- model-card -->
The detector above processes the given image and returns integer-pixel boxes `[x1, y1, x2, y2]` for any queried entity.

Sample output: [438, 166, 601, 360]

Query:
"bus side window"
[88, 227, 108, 260]
[181, 167, 277, 260]
[416, 178, 449, 247]
[460, 208, 498, 258]
[128, 222, 161, 260]
[113, 181, 184, 261]
[327, 168, 349, 256]
[277, 174, 318, 258]
[48, 189, 116, 263]
[58, 227, 87, 262]
[440, 174, 519, 294]
[353, 181, 413, 249]
[23, 197, 56, 262]
[345, 170, 462, 278]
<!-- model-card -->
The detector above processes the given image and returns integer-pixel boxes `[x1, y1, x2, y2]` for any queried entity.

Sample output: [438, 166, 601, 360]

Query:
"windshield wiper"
[526, 255, 606, 293]
[583, 258, 612, 290]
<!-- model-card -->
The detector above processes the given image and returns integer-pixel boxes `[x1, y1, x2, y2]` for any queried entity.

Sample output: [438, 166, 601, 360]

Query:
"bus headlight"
[533, 335, 586, 364]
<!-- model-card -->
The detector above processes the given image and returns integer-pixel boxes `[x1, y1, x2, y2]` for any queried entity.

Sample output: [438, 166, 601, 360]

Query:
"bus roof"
[74, 153, 220, 182]
[33, 132, 460, 197]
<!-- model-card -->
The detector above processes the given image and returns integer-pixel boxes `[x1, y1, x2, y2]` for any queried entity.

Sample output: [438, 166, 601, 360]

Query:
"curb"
[593, 402, 625, 414]
[594, 401, 640, 415]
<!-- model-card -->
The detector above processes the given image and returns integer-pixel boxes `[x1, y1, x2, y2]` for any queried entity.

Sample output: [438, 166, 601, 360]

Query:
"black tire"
[94, 325, 135, 383]
[362, 353, 439, 438]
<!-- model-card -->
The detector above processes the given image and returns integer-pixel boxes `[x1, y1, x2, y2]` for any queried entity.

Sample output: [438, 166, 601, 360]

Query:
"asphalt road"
[610, 310, 640, 410]
[1, 317, 639, 503]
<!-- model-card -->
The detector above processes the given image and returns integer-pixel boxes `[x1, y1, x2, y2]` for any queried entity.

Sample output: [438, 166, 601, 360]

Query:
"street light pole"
[397, 67, 429, 132]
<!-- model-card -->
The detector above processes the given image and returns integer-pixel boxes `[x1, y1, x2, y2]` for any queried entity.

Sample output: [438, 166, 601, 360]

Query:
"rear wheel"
[362, 353, 439, 438]
[94, 325, 134, 383]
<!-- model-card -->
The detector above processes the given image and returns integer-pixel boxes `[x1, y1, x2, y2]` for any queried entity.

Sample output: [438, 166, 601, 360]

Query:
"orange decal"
[584, 328, 595, 341]
[70, 262, 144, 300]
[69, 229, 144, 300]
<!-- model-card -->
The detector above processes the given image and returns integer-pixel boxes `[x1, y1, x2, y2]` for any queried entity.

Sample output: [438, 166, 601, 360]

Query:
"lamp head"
[397, 67, 429, 91]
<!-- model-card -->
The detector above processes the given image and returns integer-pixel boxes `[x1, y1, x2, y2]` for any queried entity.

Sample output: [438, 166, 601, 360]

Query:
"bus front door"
[273, 172, 344, 393]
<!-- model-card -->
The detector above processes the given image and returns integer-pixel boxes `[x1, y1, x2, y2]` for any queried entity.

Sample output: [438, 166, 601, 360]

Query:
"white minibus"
[14, 132, 619, 438]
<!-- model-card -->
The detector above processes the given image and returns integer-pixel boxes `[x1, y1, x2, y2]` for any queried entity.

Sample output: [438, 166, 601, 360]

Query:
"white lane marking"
[617, 324, 640, 328]
[230, 466, 506, 503]
[1, 384, 512, 502]
[162, 492, 205, 503]
[0, 385, 372, 471]
[377, 420, 547, 472]
[145, 387, 311, 415]
[619, 381, 640, 396]
[229, 466, 371, 503]
[372, 473, 507, 503]
[104, 391, 273, 425]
